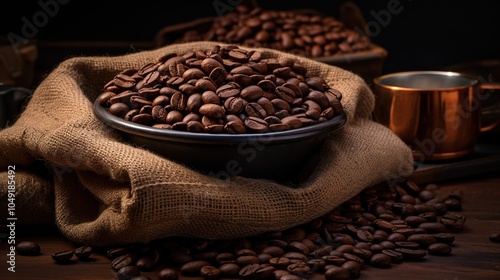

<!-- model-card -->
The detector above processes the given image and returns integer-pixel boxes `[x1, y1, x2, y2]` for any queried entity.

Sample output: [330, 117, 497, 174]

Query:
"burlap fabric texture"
[0, 42, 414, 247]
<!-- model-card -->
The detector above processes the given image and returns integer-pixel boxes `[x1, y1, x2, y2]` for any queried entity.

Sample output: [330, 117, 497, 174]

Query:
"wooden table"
[1, 172, 499, 280]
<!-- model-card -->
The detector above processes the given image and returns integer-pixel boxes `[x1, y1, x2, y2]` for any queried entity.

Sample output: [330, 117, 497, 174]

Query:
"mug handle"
[479, 83, 500, 133]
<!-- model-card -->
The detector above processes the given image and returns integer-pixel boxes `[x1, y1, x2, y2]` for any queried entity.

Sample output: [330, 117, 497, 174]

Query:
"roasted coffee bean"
[219, 263, 241, 277]
[489, 233, 500, 243]
[236, 255, 262, 266]
[324, 266, 350, 280]
[180, 260, 211, 276]
[200, 265, 221, 280]
[116, 265, 141, 280]
[98, 91, 116, 107]
[381, 249, 404, 263]
[239, 263, 261, 279]
[342, 260, 361, 278]
[136, 256, 155, 271]
[112, 253, 138, 271]
[427, 243, 452, 256]
[395, 248, 427, 260]
[199, 104, 225, 119]
[109, 102, 130, 118]
[114, 73, 136, 89]
[224, 120, 246, 134]
[322, 255, 346, 266]
[74, 245, 93, 260]
[52, 249, 74, 263]
[107, 247, 128, 260]
[419, 222, 447, 233]
[257, 253, 273, 263]
[369, 253, 392, 268]
[16, 241, 41, 256]
[268, 257, 290, 269]
[261, 246, 285, 258]
[158, 268, 179, 280]
[273, 269, 291, 280]
[130, 276, 151, 280]
[307, 258, 327, 272]
[98, 45, 344, 134]
[433, 233, 455, 244]
[287, 261, 311, 276]
[244, 116, 268, 133]
[407, 234, 437, 247]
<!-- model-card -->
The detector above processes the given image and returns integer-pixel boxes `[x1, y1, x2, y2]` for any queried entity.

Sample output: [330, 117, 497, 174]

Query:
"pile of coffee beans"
[174, 5, 371, 58]
[17, 179, 467, 279]
[97, 45, 344, 134]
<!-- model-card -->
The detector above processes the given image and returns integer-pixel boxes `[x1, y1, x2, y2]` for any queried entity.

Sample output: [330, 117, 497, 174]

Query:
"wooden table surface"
[1, 172, 500, 280]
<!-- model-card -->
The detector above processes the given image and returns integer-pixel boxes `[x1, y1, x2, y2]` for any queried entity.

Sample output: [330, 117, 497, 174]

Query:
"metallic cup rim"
[373, 70, 479, 92]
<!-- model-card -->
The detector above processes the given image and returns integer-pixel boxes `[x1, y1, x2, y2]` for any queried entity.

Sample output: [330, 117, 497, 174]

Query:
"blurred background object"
[445, 59, 500, 138]
[1, 0, 498, 87]
[0, 36, 37, 88]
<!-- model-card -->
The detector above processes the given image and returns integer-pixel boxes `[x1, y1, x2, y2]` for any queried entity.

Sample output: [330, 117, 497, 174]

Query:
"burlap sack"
[0, 41, 414, 247]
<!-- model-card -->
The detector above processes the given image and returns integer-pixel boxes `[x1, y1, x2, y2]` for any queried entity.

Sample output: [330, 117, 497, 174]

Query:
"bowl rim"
[92, 98, 347, 145]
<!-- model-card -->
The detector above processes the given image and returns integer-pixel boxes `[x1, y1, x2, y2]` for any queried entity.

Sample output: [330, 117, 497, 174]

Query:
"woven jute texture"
[0, 42, 414, 247]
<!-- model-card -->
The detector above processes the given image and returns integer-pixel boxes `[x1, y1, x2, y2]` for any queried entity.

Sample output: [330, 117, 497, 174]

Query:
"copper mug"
[372, 71, 500, 161]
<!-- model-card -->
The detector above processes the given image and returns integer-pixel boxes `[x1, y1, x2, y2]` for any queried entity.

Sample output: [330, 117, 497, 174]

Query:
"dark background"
[1, 0, 499, 83]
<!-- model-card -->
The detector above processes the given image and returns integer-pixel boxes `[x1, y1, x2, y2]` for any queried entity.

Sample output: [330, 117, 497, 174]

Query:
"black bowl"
[93, 98, 347, 181]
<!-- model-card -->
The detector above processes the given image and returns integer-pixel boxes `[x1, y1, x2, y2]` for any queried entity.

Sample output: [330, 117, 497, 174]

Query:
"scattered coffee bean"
[158, 268, 179, 280]
[74, 245, 93, 260]
[489, 233, 500, 243]
[49, 179, 468, 279]
[51, 249, 74, 263]
[16, 241, 41, 256]
[116, 265, 141, 280]
[427, 243, 452, 256]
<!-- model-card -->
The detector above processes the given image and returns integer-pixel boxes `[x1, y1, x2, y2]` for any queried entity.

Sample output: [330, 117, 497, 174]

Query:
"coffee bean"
[219, 263, 240, 277]
[407, 234, 438, 247]
[180, 260, 211, 276]
[200, 265, 221, 280]
[130, 276, 151, 280]
[74, 245, 93, 260]
[324, 266, 350, 280]
[112, 253, 138, 271]
[236, 255, 262, 266]
[98, 45, 345, 135]
[395, 248, 427, 260]
[427, 243, 452, 256]
[16, 241, 41, 256]
[158, 268, 179, 280]
[489, 233, 500, 243]
[136, 256, 155, 271]
[114, 73, 136, 89]
[419, 222, 446, 233]
[239, 263, 261, 279]
[117, 265, 141, 280]
[341, 260, 361, 278]
[369, 253, 392, 268]
[381, 249, 404, 263]
[51, 249, 74, 263]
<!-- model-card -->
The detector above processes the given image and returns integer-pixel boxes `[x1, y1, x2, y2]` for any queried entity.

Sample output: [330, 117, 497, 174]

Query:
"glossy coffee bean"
[74, 245, 93, 260]
[97, 45, 344, 135]
[427, 243, 452, 256]
[158, 268, 179, 280]
[489, 233, 500, 243]
[51, 249, 74, 263]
